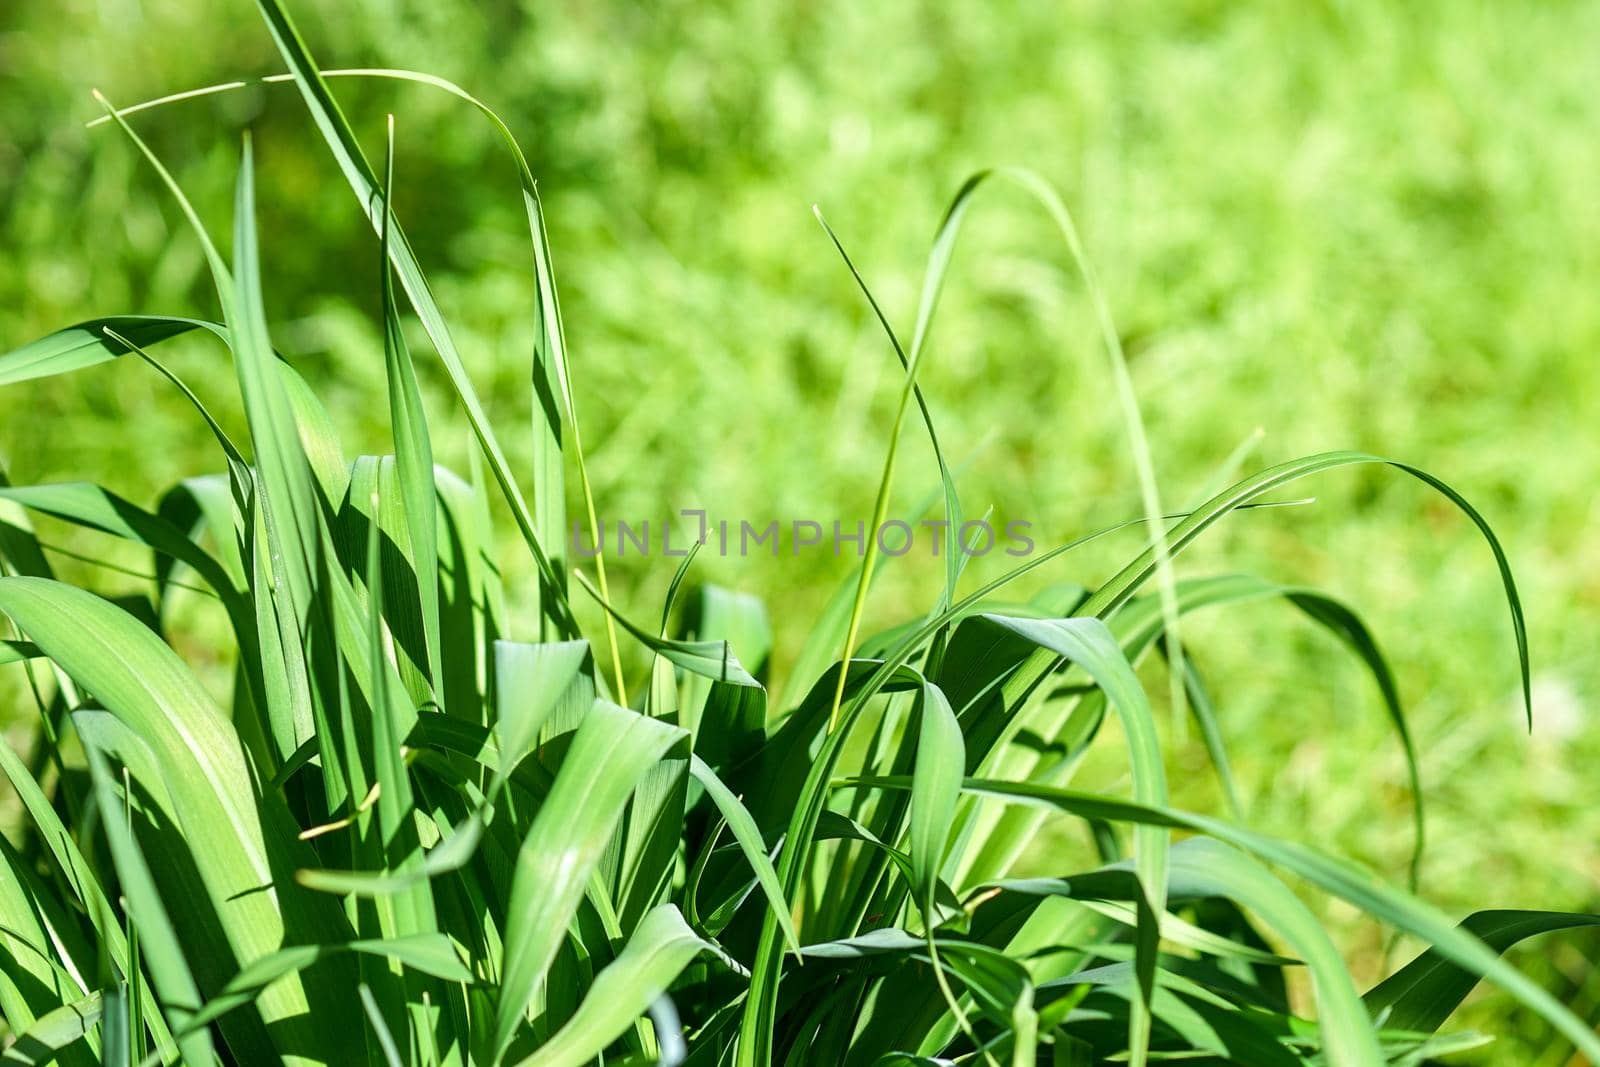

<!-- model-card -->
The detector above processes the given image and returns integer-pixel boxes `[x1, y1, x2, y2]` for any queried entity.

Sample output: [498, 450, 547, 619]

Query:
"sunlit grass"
[2, 2, 1598, 1065]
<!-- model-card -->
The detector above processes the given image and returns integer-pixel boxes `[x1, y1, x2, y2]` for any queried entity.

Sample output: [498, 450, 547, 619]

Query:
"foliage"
[1, 2, 1597, 1065]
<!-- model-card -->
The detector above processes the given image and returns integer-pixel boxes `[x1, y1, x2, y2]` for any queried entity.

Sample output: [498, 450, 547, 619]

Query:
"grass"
[3, 0, 1600, 1064]
[3, 2, 1600, 1067]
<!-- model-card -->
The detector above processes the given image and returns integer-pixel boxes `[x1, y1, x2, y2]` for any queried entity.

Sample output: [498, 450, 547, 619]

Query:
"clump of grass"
[0, 2, 1596, 1064]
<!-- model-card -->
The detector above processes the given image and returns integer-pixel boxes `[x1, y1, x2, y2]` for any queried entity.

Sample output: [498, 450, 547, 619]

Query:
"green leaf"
[175, 934, 472, 1038]
[517, 906, 718, 1067]
[0, 838, 94, 1059]
[0, 577, 356, 1059]
[251, 0, 574, 633]
[229, 137, 322, 643]
[687, 755, 801, 955]
[0, 638, 40, 665]
[492, 639, 593, 789]
[1366, 910, 1600, 1034]
[78, 741, 216, 1067]
[811, 213, 966, 616]
[0, 991, 103, 1066]
[1111, 574, 1425, 885]
[903, 775, 1600, 1064]
[980, 614, 1167, 1063]
[909, 682, 964, 914]
[496, 701, 687, 1057]
[0, 317, 222, 388]
[1077, 451, 1530, 724]
[575, 570, 760, 688]
[359, 984, 405, 1067]
[0, 482, 238, 601]
[1163, 840, 1383, 1066]
[378, 117, 445, 696]
[0, 734, 175, 1058]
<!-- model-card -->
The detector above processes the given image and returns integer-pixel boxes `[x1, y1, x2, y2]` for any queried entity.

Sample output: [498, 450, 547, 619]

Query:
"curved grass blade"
[811, 211, 966, 617]
[1164, 840, 1383, 1066]
[862, 774, 1600, 1063]
[0, 577, 355, 1056]
[247, 4, 575, 634]
[919, 166, 1192, 803]
[492, 639, 593, 790]
[1077, 451, 1530, 724]
[495, 701, 687, 1058]
[515, 905, 724, 1067]
[172, 934, 471, 1038]
[92, 60, 629, 668]
[574, 570, 760, 688]
[1114, 574, 1424, 885]
[0, 317, 223, 388]
[359, 984, 405, 1067]
[979, 615, 1166, 1063]
[102, 328, 247, 471]
[1365, 909, 1600, 1034]
[1166, 649, 1241, 819]
[0, 991, 103, 1067]
[687, 755, 800, 955]
[0, 483, 238, 602]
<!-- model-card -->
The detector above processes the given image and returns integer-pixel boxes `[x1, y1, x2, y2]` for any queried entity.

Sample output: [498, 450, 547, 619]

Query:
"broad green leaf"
[77, 741, 216, 1067]
[496, 701, 686, 1057]
[517, 906, 717, 1067]
[0, 991, 103, 1067]
[493, 639, 592, 788]
[909, 682, 963, 914]
[0, 577, 357, 1059]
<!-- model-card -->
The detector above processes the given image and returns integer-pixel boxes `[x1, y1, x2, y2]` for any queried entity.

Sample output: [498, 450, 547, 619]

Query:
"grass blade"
[495, 701, 686, 1058]
[515, 906, 719, 1067]
[378, 115, 445, 697]
[1366, 910, 1600, 1033]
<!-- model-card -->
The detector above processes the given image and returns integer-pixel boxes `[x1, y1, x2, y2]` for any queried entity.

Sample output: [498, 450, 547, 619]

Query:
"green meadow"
[1, 1, 1597, 1063]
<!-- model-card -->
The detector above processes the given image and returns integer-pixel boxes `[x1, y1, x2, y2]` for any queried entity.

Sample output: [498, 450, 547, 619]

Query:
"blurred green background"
[2, 0, 1597, 1060]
